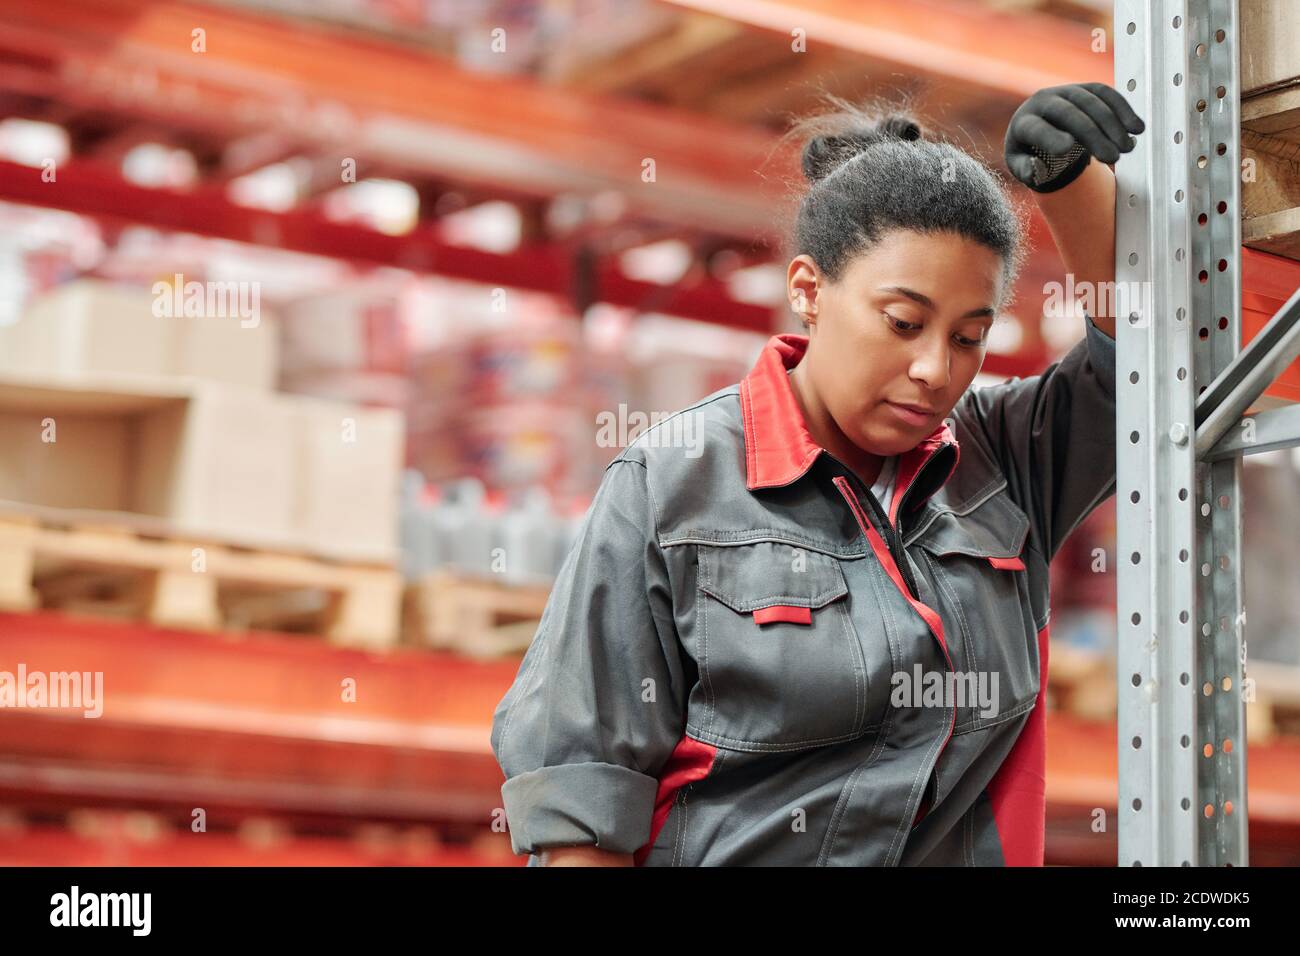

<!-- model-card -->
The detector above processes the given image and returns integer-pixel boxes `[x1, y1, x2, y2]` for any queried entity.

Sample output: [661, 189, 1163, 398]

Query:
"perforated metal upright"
[1113, 0, 1248, 867]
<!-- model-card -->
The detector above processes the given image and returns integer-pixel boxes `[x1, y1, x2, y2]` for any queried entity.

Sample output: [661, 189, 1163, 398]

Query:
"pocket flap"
[752, 605, 813, 625]
[987, 555, 1026, 571]
[910, 490, 1029, 560]
[698, 541, 849, 614]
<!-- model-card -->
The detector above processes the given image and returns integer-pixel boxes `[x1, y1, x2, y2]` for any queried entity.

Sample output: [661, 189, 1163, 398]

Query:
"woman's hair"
[780, 93, 1027, 313]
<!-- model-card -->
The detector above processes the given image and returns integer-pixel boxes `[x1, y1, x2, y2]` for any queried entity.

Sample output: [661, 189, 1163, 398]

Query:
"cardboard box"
[2, 282, 171, 380]
[278, 288, 406, 378]
[0, 280, 278, 390]
[0, 377, 297, 546]
[1243, 1, 1300, 95]
[0, 376, 402, 563]
[172, 302, 279, 390]
[289, 397, 405, 563]
[137, 384, 299, 546]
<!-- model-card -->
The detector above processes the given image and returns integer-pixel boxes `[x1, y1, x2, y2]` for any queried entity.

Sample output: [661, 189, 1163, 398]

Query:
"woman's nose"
[908, 338, 951, 390]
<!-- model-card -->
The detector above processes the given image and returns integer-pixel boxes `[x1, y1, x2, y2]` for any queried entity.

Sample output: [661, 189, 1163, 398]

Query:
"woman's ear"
[788, 254, 821, 327]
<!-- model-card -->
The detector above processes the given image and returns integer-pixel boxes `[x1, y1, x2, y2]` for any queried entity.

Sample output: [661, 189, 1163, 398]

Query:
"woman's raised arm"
[1003, 80, 1146, 339]
[1034, 158, 1119, 338]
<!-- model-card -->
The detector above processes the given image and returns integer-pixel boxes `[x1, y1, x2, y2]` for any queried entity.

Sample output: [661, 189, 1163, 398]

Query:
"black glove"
[1004, 82, 1145, 193]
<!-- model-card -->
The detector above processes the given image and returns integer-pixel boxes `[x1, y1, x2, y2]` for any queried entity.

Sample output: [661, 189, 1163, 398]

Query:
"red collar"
[738, 333, 959, 519]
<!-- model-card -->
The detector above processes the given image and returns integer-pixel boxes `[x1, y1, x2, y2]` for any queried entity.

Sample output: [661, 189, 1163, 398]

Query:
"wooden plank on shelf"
[1243, 85, 1300, 261]
[1046, 642, 1117, 724]
[1242, 0, 1300, 97]
[1243, 207, 1300, 261]
[0, 510, 401, 650]
[403, 570, 551, 659]
[1047, 640, 1299, 744]
[1242, 85, 1300, 142]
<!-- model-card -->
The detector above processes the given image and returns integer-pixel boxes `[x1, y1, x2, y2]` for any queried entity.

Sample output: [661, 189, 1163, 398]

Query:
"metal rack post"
[1114, 0, 1248, 867]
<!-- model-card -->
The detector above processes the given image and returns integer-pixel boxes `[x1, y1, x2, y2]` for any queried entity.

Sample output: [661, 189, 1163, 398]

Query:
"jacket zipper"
[833, 469, 957, 830]
[858, 482, 921, 599]
[829, 456, 933, 599]
[892, 443, 949, 542]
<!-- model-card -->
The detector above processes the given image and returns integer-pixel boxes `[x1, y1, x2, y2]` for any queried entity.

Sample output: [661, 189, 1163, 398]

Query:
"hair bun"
[801, 113, 924, 184]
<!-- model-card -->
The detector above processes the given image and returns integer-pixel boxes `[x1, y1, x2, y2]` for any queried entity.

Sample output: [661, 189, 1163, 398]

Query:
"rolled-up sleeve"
[490, 457, 689, 857]
[952, 314, 1117, 562]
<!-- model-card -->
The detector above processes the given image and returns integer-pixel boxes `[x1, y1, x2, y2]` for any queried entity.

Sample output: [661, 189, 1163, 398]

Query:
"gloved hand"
[1004, 82, 1145, 193]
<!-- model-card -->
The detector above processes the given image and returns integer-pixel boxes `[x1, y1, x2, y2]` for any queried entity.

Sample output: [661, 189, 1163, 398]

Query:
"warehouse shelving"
[0, 0, 1119, 380]
[1114, 0, 1300, 867]
[1, 0, 1299, 866]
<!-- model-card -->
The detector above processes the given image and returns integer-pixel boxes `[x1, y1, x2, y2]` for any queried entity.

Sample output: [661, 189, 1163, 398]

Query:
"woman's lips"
[884, 401, 935, 427]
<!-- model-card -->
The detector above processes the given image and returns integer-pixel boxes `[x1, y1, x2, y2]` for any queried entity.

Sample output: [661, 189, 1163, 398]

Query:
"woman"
[491, 83, 1144, 866]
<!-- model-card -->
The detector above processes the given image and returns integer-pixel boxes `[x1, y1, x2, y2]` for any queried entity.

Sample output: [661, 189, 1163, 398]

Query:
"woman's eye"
[883, 311, 983, 347]
[883, 312, 921, 332]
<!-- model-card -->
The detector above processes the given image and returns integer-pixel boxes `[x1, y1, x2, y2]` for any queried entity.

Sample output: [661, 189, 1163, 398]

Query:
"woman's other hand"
[1004, 82, 1145, 193]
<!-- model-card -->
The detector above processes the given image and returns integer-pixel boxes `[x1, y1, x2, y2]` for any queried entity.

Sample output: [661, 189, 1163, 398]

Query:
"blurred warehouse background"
[0, 0, 1298, 866]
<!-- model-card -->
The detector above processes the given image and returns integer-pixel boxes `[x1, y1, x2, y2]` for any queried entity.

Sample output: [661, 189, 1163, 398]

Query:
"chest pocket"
[909, 489, 1039, 733]
[692, 541, 870, 752]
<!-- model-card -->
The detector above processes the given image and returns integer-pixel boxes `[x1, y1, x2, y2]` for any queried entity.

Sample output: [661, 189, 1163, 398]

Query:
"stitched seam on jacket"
[902, 474, 1007, 546]
[495, 599, 555, 779]
[964, 802, 976, 866]
[615, 390, 738, 470]
[886, 716, 951, 867]
[819, 559, 896, 864]
[876, 548, 955, 866]
[499, 458, 666, 767]
[681, 790, 691, 863]
[925, 552, 981, 678]
[675, 747, 723, 866]
[740, 378, 758, 488]
[954, 694, 1037, 735]
[661, 532, 866, 558]
[684, 724, 882, 752]
[698, 547, 717, 742]
[1046, 474, 1117, 561]
[887, 713, 951, 864]
[622, 457, 664, 538]
[840, 595, 867, 736]
[699, 584, 847, 612]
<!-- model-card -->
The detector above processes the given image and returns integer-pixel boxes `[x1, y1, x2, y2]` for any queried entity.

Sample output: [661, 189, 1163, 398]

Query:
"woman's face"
[789, 228, 1005, 458]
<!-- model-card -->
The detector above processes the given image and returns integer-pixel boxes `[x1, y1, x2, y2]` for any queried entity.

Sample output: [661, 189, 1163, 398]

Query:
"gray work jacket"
[491, 315, 1117, 866]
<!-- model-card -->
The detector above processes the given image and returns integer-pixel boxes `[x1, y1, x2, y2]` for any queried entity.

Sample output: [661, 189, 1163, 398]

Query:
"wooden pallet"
[1048, 643, 1300, 744]
[1246, 661, 1300, 742]
[0, 511, 401, 650]
[1047, 643, 1117, 723]
[403, 570, 552, 659]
